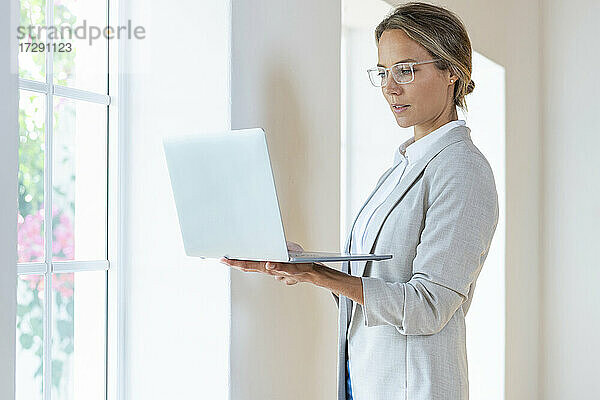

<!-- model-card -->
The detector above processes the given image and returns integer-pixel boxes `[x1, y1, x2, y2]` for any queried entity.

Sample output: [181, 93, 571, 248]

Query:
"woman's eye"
[378, 72, 386, 78]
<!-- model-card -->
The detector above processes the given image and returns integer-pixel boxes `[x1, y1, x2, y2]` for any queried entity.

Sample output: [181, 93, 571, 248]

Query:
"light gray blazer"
[333, 125, 499, 400]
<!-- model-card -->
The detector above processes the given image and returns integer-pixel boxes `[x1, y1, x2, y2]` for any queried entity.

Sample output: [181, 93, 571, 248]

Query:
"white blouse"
[349, 119, 467, 274]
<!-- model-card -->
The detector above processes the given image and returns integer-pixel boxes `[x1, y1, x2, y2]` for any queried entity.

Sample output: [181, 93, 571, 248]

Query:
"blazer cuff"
[361, 276, 405, 328]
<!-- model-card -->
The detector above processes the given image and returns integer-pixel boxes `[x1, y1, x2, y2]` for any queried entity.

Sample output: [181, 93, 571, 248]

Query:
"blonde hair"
[375, 2, 475, 113]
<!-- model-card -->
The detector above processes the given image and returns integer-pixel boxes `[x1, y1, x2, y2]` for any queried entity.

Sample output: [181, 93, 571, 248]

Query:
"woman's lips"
[392, 104, 410, 114]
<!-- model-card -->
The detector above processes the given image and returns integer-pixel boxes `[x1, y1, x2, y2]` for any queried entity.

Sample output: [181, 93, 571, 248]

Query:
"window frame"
[15, 0, 125, 399]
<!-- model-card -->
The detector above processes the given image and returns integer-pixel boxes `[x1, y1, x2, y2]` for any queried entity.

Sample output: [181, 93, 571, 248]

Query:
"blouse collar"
[394, 119, 467, 165]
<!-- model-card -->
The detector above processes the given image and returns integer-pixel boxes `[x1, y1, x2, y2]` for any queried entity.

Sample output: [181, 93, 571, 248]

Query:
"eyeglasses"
[367, 59, 441, 87]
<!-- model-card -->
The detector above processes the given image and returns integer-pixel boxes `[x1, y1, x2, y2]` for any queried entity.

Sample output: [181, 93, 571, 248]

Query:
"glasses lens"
[368, 68, 386, 87]
[391, 64, 413, 83]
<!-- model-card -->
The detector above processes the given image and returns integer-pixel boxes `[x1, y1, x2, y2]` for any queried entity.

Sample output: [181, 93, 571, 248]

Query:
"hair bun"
[466, 79, 475, 95]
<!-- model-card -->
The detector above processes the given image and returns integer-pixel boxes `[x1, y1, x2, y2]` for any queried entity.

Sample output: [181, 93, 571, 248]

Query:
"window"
[16, 0, 112, 399]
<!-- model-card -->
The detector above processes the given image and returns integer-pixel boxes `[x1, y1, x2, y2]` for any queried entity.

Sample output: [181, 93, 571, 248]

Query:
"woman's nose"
[384, 77, 403, 95]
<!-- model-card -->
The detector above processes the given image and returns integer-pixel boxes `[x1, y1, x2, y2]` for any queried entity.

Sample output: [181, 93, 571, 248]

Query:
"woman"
[220, 2, 499, 399]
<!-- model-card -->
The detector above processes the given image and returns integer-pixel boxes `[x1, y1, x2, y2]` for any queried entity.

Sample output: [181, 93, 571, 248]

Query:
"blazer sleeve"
[360, 153, 499, 335]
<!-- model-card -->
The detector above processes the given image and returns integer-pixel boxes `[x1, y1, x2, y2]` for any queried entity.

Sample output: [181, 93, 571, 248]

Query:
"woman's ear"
[448, 69, 459, 86]
[442, 65, 458, 86]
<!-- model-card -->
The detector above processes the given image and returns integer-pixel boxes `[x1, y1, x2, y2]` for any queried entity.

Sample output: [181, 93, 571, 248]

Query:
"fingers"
[219, 257, 305, 287]
[219, 257, 266, 273]
[274, 275, 298, 285]
[286, 240, 305, 252]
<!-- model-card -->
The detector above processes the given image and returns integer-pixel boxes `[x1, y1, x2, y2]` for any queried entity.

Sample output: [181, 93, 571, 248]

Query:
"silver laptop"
[162, 127, 392, 263]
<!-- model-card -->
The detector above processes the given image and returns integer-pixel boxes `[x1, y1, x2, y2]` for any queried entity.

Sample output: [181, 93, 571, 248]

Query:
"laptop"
[162, 127, 393, 263]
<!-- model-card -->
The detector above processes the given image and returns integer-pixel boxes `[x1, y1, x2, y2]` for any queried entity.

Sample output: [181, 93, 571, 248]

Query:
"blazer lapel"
[353, 125, 472, 278]
[341, 164, 397, 274]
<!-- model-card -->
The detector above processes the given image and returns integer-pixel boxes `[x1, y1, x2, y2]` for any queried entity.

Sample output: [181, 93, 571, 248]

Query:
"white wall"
[230, 1, 341, 399]
[120, 1, 231, 398]
[120, 0, 341, 398]
[540, 0, 600, 398]
[461, 52, 506, 400]
[0, 1, 19, 400]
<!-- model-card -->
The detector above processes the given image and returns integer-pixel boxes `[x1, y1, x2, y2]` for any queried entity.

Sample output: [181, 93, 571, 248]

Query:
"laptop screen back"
[163, 128, 289, 261]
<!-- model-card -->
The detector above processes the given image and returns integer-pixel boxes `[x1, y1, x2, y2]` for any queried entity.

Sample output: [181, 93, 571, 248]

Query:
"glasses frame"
[367, 58, 441, 87]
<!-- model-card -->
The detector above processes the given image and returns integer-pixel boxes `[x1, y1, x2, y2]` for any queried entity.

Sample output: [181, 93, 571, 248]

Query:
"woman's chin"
[394, 117, 413, 128]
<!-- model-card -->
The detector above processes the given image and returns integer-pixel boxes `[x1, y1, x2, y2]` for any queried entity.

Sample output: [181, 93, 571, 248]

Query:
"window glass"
[52, 97, 108, 261]
[16, 275, 45, 400]
[18, 90, 46, 263]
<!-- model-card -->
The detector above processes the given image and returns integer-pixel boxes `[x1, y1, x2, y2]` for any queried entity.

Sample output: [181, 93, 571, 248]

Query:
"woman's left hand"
[218, 257, 317, 286]
[219, 257, 363, 304]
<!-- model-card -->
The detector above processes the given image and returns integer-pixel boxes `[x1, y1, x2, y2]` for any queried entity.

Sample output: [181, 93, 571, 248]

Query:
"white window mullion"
[54, 85, 111, 106]
[17, 260, 110, 275]
[16, 262, 48, 275]
[107, 0, 125, 397]
[19, 78, 112, 106]
[53, 260, 110, 273]
[43, 0, 55, 399]
[18, 78, 49, 94]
